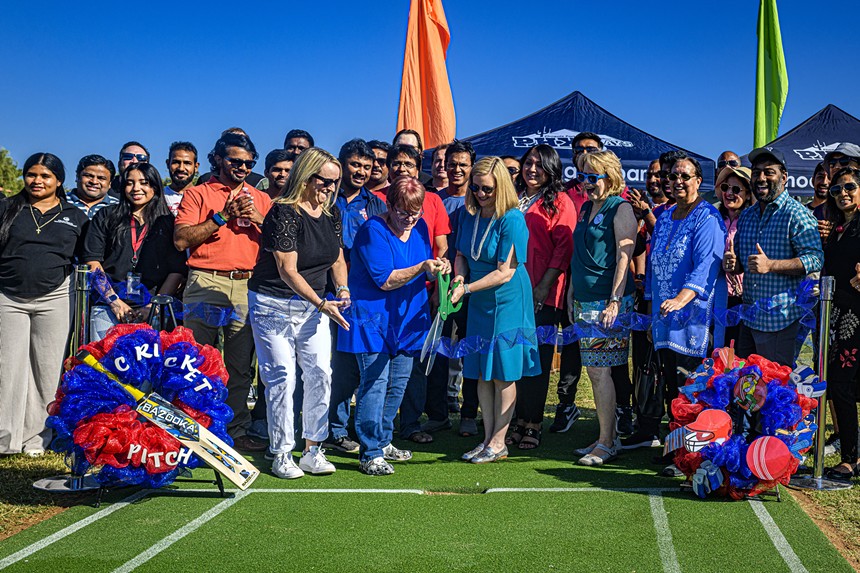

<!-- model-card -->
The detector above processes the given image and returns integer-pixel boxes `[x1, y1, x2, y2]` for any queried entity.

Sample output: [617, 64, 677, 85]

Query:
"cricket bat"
[76, 350, 259, 490]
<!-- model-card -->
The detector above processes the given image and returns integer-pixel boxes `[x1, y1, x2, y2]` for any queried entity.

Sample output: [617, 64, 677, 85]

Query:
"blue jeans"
[328, 323, 361, 440]
[399, 362, 427, 438]
[355, 351, 413, 461]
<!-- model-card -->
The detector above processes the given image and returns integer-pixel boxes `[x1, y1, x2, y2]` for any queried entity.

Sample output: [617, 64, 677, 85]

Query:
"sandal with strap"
[824, 464, 858, 482]
[518, 427, 542, 450]
[577, 442, 618, 467]
[406, 431, 434, 444]
[505, 424, 524, 446]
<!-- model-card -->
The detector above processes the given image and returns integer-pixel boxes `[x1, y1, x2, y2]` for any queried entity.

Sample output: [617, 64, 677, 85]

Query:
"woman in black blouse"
[823, 167, 860, 481]
[83, 162, 186, 340]
[0, 153, 88, 456]
[248, 148, 350, 479]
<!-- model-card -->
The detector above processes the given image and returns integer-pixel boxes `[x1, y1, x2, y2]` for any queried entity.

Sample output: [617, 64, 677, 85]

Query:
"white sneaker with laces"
[272, 452, 305, 479]
[299, 446, 336, 475]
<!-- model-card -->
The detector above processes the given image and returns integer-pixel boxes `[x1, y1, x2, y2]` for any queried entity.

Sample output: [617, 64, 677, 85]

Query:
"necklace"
[470, 212, 497, 261]
[29, 203, 61, 234]
[672, 198, 700, 220]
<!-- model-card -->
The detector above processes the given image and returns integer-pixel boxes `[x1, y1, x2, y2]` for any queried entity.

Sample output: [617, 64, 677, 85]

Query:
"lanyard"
[130, 218, 148, 269]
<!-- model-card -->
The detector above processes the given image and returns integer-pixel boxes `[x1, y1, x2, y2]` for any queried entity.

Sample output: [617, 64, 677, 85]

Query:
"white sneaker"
[271, 452, 304, 479]
[299, 446, 336, 475]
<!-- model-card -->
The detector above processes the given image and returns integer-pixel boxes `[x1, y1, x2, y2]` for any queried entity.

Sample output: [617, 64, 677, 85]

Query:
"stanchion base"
[32, 475, 101, 492]
[788, 476, 854, 491]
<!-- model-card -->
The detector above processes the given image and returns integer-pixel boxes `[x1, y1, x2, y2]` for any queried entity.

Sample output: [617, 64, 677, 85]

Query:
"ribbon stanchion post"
[790, 276, 852, 491]
[146, 294, 179, 332]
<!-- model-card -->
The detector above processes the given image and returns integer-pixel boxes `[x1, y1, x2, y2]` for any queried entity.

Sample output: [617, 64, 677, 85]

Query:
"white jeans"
[248, 291, 332, 454]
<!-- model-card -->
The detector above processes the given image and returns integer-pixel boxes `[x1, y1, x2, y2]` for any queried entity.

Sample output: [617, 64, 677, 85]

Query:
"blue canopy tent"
[426, 90, 715, 192]
[741, 104, 860, 196]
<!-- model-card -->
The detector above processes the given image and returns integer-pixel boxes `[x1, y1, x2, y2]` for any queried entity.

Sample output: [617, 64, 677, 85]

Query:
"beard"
[753, 179, 782, 204]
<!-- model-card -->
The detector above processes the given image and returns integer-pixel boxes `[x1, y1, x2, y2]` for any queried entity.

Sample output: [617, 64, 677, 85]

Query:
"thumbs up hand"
[723, 237, 738, 273]
[747, 243, 771, 274]
[850, 262, 860, 291]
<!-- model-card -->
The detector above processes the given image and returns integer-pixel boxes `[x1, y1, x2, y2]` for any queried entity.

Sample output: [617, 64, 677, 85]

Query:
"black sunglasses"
[120, 152, 149, 162]
[573, 145, 600, 154]
[225, 157, 257, 169]
[469, 183, 495, 194]
[828, 157, 856, 168]
[310, 173, 339, 189]
[507, 167, 520, 176]
[720, 183, 744, 196]
[717, 159, 740, 169]
[667, 173, 695, 182]
[829, 182, 859, 196]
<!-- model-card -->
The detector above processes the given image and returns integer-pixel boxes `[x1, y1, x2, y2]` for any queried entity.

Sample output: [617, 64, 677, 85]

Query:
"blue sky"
[1, 0, 857, 176]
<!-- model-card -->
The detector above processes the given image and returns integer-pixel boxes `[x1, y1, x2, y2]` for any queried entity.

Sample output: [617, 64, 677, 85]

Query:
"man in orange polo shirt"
[174, 132, 272, 451]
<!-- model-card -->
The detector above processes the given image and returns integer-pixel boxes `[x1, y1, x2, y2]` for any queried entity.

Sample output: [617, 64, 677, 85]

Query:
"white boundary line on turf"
[485, 487, 675, 494]
[110, 490, 251, 573]
[648, 492, 681, 573]
[748, 500, 810, 573]
[0, 489, 152, 571]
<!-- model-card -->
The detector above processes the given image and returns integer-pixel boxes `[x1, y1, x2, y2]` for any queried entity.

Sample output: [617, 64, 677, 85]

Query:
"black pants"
[637, 349, 702, 436]
[723, 295, 743, 348]
[830, 378, 859, 464]
[425, 297, 480, 419]
[736, 321, 801, 366]
[515, 306, 561, 424]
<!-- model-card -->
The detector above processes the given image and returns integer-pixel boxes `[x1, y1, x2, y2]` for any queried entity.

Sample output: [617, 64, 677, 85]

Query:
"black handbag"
[634, 345, 664, 420]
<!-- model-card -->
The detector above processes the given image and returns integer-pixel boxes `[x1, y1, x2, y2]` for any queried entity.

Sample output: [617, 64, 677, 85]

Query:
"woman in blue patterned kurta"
[646, 156, 725, 422]
[450, 157, 540, 464]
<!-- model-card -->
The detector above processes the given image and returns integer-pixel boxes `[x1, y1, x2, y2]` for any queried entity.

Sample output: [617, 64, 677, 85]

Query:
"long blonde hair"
[465, 156, 519, 218]
[275, 147, 341, 216]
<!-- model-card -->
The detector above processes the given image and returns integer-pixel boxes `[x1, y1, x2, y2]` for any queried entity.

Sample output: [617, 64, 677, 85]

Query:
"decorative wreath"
[665, 346, 824, 499]
[47, 324, 232, 488]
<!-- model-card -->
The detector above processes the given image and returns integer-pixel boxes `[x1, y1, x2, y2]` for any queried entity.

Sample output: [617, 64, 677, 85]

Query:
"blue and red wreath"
[665, 346, 822, 499]
[46, 324, 233, 489]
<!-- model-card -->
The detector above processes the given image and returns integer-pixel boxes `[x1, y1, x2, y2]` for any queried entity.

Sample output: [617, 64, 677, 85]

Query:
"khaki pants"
[0, 277, 71, 454]
[183, 270, 254, 438]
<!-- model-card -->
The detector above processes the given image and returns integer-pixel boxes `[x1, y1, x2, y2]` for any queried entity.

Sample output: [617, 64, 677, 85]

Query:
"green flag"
[754, 0, 789, 147]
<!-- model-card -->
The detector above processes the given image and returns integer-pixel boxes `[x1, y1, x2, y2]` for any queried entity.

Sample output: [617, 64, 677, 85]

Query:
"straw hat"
[715, 165, 752, 203]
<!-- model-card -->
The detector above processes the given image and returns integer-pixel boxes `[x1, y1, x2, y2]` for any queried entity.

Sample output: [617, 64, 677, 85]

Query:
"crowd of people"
[1, 127, 858, 482]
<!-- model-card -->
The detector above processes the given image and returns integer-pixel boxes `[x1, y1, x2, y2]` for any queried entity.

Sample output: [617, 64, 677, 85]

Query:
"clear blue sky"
[1, 0, 857, 176]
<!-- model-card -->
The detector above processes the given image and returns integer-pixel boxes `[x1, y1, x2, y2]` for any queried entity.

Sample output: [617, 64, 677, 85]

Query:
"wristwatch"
[609, 295, 622, 304]
[106, 293, 119, 303]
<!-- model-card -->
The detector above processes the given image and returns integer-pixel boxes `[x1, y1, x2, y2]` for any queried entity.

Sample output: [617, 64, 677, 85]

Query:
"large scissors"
[420, 272, 463, 375]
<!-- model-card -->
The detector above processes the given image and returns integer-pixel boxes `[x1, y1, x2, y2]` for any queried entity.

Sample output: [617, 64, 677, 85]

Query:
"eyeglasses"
[507, 167, 520, 176]
[828, 157, 856, 169]
[717, 159, 740, 169]
[573, 146, 600, 154]
[225, 157, 257, 169]
[469, 183, 495, 195]
[667, 172, 695, 182]
[829, 182, 859, 196]
[576, 172, 607, 184]
[446, 161, 471, 171]
[391, 206, 424, 220]
[720, 183, 744, 196]
[120, 152, 149, 162]
[310, 173, 338, 189]
[391, 160, 417, 170]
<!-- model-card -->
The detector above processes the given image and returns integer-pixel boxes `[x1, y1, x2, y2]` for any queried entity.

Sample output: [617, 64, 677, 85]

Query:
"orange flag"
[397, 0, 456, 149]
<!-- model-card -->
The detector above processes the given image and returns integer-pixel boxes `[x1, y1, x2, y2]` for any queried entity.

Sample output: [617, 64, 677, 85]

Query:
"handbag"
[634, 344, 664, 420]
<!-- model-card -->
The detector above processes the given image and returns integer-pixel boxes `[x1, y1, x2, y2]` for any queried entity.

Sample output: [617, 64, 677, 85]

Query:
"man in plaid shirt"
[723, 148, 822, 365]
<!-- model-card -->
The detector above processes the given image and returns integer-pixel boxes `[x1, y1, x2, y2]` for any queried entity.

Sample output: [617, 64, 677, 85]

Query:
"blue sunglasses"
[576, 172, 607, 184]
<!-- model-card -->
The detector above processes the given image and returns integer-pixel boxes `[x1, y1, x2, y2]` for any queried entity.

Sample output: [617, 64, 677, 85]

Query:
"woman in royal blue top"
[646, 156, 725, 441]
[338, 176, 449, 476]
[568, 150, 638, 467]
[450, 157, 540, 464]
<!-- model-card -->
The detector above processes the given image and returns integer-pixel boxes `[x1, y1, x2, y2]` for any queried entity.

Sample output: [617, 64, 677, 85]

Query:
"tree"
[0, 148, 22, 197]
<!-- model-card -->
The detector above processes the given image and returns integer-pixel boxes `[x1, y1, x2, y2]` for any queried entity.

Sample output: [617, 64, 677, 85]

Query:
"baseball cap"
[823, 142, 860, 163]
[748, 147, 787, 171]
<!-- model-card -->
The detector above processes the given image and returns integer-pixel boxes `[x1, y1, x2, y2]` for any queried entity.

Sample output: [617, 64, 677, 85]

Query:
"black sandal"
[505, 424, 524, 446]
[518, 427, 542, 450]
[824, 465, 858, 482]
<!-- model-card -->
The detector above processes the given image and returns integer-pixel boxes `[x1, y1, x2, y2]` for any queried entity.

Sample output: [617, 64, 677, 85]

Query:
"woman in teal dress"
[450, 157, 540, 464]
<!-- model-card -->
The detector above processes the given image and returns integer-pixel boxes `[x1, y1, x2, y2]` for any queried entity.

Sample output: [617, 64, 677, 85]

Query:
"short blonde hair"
[465, 156, 519, 218]
[275, 147, 341, 216]
[576, 150, 625, 197]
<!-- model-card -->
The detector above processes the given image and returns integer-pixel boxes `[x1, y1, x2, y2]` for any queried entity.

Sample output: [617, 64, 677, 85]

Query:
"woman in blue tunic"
[450, 157, 540, 464]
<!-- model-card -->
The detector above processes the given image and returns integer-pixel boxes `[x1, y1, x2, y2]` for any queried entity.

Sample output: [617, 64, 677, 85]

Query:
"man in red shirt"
[174, 132, 272, 451]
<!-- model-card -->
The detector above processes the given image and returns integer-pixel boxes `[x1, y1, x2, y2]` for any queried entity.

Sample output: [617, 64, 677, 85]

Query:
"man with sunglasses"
[174, 132, 273, 452]
[564, 132, 604, 217]
[109, 141, 150, 195]
[715, 150, 742, 178]
[197, 128, 266, 188]
[823, 142, 860, 178]
[723, 148, 822, 364]
[367, 140, 390, 196]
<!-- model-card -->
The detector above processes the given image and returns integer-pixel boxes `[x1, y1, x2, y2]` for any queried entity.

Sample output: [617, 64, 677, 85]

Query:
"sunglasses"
[576, 172, 607, 184]
[225, 157, 257, 169]
[720, 183, 744, 196]
[717, 159, 740, 169]
[828, 157, 856, 168]
[667, 173, 695, 182]
[469, 183, 495, 195]
[310, 173, 338, 189]
[573, 145, 600, 154]
[829, 182, 859, 196]
[507, 167, 520, 176]
[120, 152, 149, 162]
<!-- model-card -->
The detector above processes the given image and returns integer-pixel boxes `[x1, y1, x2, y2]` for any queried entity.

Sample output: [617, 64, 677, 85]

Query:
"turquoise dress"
[456, 208, 540, 382]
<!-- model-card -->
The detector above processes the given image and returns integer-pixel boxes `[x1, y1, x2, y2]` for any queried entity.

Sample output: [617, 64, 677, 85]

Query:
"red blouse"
[523, 191, 577, 309]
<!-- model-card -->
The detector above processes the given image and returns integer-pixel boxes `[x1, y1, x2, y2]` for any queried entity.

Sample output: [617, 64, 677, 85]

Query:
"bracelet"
[212, 211, 227, 227]
[336, 285, 350, 295]
[464, 283, 471, 295]
[609, 295, 622, 304]
[317, 299, 327, 313]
